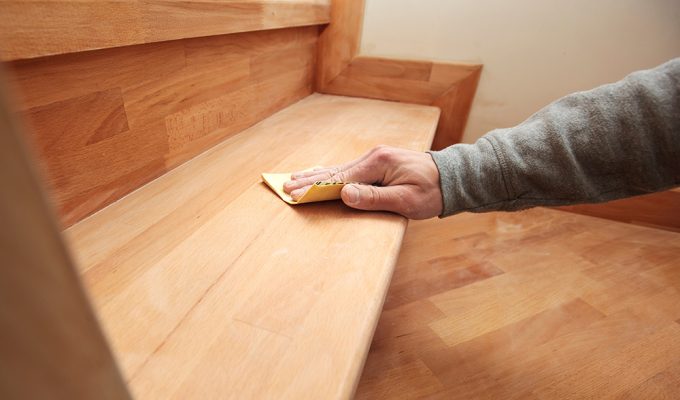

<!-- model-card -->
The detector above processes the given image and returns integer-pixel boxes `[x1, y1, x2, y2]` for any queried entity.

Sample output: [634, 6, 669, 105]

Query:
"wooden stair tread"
[65, 94, 440, 399]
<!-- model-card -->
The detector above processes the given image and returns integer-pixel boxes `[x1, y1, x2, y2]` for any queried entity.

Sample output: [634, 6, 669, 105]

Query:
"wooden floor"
[355, 208, 680, 399]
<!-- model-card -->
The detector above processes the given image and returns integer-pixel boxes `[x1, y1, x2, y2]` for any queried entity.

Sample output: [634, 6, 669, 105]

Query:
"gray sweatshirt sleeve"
[429, 57, 680, 217]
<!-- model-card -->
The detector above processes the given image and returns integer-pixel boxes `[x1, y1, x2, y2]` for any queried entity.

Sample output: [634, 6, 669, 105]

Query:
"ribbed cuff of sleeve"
[428, 137, 511, 218]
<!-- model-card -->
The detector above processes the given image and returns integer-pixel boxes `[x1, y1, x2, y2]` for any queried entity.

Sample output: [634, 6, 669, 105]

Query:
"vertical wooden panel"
[0, 76, 130, 399]
[430, 65, 482, 150]
[0, 0, 331, 61]
[5, 26, 318, 227]
[316, 0, 365, 89]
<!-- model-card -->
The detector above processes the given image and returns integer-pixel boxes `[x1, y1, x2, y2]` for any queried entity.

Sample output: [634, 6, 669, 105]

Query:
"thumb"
[341, 184, 411, 215]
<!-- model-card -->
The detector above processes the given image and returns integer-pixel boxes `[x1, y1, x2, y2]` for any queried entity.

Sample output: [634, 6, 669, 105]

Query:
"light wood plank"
[558, 189, 680, 232]
[0, 0, 331, 61]
[355, 208, 680, 399]
[6, 26, 318, 227]
[315, 0, 364, 89]
[66, 94, 440, 399]
[0, 74, 130, 399]
[322, 57, 482, 149]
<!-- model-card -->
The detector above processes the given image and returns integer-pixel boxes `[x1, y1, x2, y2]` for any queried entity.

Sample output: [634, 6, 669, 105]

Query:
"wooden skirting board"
[5, 26, 318, 227]
[316, 0, 482, 149]
[0, 0, 331, 61]
[558, 188, 680, 233]
[65, 94, 440, 398]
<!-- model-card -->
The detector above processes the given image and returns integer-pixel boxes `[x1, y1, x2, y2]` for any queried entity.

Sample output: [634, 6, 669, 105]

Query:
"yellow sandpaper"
[262, 172, 345, 204]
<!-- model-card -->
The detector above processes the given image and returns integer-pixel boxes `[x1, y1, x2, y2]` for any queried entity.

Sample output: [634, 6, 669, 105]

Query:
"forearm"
[430, 58, 680, 217]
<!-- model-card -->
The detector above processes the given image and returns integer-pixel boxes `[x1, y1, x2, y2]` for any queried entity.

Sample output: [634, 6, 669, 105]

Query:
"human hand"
[283, 145, 443, 219]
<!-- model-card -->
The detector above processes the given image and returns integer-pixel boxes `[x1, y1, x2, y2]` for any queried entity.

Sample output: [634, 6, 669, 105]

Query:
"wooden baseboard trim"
[557, 189, 680, 233]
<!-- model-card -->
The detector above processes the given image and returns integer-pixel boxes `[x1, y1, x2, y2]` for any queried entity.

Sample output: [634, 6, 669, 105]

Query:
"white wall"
[361, 0, 680, 143]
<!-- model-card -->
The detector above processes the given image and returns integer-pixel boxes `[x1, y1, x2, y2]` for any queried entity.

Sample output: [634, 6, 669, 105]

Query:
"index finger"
[289, 148, 377, 180]
[283, 169, 337, 193]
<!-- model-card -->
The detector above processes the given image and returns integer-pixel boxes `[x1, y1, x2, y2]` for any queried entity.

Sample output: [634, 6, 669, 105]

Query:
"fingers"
[291, 149, 375, 179]
[289, 162, 384, 201]
[284, 159, 379, 193]
[292, 182, 424, 219]
[330, 162, 384, 185]
[284, 169, 336, 194]
[285, 165, 348, 193]
[289, 163, 384, 201]
[290, 167, 330, 180]
[284, 146, 388, 194]
[290, 184, 312, 201]
[341, 184, 416, 218]
[279, 145, 440, 219]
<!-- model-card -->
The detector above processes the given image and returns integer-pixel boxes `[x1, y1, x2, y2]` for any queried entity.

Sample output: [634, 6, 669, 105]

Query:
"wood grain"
[6, 26, 318, 227]
[64, 94, 441, 399]
[430, 64, 483, 150]
[558, 188, 680, 232]
[0, 75, 130, 399]
[0, 0, 331, 61]
[315, 0, 364, 89]
[322, 56, 482, 149]
[315, 0, 482, 149]
[355, 208, 680, 399]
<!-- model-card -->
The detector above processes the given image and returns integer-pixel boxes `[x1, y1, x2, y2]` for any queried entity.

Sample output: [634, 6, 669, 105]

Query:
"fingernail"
[291, 189, 302, 200]
[345, 185, 360, 204]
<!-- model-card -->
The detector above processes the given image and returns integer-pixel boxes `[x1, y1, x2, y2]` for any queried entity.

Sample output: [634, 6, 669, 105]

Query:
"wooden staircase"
[6, 1, 674, 398]
[0, 1, 478, 398]
[65, 94, 439, 398]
